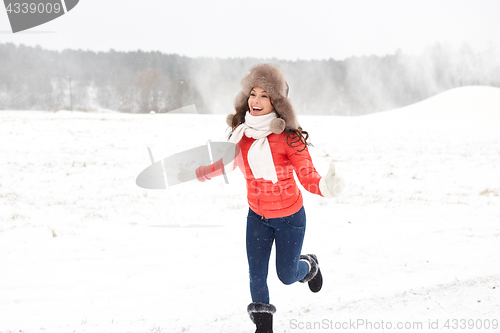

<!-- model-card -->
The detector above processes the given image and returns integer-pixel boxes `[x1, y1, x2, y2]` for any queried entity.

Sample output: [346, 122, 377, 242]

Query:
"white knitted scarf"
[229, 111, 278, 183]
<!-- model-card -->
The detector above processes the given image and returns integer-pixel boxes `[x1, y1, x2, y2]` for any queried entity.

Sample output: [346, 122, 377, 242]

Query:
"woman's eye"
[250, 93, 256, 96]
[262, 95, 268, 98]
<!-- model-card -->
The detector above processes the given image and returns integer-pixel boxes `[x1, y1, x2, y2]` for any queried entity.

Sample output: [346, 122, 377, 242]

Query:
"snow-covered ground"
[1, 86, 499, 332]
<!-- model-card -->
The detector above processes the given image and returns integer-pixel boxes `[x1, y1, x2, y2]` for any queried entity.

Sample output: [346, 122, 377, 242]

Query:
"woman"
[196, 64, 344, 333]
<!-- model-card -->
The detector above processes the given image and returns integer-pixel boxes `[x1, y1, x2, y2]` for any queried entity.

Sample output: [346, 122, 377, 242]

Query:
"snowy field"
[1, 86, 499, 333]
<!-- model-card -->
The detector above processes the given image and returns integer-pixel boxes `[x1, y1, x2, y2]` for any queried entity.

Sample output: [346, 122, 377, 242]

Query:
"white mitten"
[319, 161, 345, 198]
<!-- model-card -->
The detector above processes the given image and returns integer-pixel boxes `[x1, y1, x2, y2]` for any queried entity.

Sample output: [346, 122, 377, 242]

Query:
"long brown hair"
[228, 98, 312, 152]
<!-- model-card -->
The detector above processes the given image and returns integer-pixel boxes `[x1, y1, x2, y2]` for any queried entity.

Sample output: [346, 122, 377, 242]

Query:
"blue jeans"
[246, 206, 309, 304]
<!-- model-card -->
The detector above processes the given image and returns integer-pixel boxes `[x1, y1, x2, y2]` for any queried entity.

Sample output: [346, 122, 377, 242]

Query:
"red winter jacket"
[196, 132, 325, 218]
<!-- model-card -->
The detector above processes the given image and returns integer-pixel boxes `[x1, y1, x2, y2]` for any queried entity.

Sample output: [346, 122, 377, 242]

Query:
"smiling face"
[248, 87, 274, 116]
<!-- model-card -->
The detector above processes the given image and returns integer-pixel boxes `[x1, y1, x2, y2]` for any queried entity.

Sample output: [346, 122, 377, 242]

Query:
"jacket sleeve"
[195, 158, 225, 182]
[286, 143, 324, 196]
[195, 145, 242, 182]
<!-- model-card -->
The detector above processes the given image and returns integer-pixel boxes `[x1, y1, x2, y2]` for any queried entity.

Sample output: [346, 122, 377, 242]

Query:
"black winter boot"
[299, 254, 323, 292]
[247, 302, 276, 333]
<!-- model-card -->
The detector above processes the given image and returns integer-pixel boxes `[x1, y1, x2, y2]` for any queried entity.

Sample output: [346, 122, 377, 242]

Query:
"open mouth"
[252, 107, 263, 112]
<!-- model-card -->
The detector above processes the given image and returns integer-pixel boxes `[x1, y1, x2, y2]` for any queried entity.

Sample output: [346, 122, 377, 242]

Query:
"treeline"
[0, 42, 499, 115]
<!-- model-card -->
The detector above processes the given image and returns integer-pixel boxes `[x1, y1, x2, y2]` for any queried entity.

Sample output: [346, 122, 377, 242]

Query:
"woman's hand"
[319, 161, 345, 198]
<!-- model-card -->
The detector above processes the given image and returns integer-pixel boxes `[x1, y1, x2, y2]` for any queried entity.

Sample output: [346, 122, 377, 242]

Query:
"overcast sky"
[1, 0, 500, 60]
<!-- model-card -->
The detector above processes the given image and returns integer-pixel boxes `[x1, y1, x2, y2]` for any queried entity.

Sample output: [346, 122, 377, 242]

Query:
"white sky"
[1, 0, 500, 60]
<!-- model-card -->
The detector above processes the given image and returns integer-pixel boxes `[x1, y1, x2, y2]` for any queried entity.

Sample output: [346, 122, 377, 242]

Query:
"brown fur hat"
[227, 64, 299, 134]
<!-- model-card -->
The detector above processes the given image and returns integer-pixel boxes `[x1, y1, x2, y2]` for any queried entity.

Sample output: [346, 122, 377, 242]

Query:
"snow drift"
[0, 86, 499, 333]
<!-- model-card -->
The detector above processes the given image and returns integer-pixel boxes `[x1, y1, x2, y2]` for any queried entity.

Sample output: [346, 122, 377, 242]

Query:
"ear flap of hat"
[273, 97, 299, 130]
[226, 113, 234, 127]
[234, 90, 248, 113]
[270, 118, 286, 134]
[228, 90, 248, 127]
